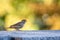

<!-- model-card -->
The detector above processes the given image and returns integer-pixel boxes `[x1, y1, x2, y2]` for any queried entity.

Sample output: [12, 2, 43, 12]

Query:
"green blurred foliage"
[0, 16, 6, 30]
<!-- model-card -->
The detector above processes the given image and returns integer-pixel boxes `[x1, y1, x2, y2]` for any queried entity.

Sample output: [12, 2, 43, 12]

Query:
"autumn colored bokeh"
[0, 0, 60, 31]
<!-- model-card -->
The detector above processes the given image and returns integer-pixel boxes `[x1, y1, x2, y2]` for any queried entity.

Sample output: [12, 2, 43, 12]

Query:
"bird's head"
[21, 19, 26, 23]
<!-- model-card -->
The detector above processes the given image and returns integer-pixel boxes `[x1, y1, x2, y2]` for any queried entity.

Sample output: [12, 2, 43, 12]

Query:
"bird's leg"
[15, 28, 20, 31]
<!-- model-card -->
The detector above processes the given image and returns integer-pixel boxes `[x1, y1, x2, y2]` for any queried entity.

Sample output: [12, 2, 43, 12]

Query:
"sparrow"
[9, 19, 26, 30]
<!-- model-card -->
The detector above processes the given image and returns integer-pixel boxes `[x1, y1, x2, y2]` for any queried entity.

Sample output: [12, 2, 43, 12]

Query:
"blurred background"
[0, 0, 60, 31]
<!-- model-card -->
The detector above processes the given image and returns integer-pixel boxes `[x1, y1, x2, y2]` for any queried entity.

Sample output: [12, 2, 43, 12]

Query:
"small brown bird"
[9, 19, 26, 30]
